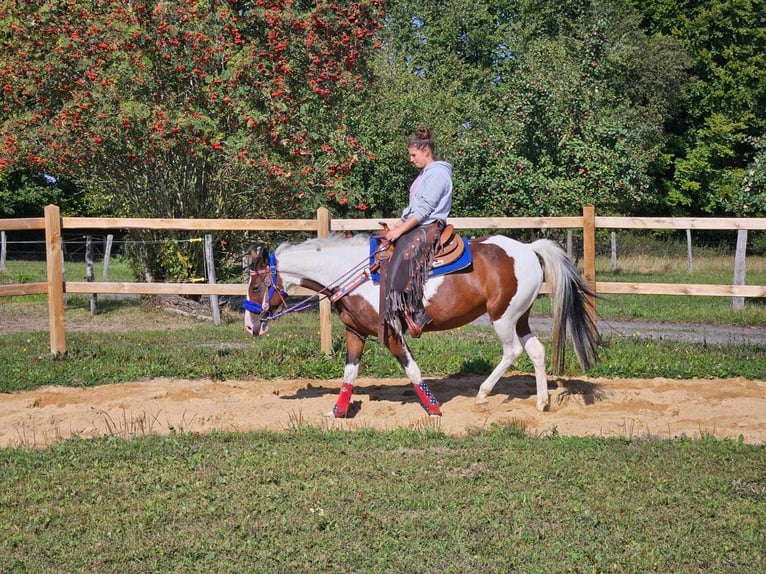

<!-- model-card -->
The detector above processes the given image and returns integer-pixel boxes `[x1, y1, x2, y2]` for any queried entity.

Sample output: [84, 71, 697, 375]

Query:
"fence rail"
[1, 204, 765, 356]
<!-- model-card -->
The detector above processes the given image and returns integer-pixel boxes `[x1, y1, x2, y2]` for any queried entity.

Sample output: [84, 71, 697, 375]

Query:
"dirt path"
[2, 298, 764, 447]
[2, 374, 764, 448]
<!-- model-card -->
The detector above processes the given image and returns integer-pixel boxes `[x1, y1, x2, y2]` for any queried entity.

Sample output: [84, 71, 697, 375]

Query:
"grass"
[0, 257, 137, 284]
[1, 251, 764, 572]
[1, 307, 764, 394]
[0, 251, 764, 393]
[590, 251, 766, 325]
[0, 428, 764, 573]
[4, 252, 766, 325]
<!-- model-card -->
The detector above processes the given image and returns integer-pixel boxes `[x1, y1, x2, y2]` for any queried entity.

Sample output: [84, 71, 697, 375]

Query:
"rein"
[245, 240, 389, 323]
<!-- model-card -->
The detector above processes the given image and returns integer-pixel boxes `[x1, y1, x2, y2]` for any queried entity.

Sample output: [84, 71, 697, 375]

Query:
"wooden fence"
[1, 204, 765, 356]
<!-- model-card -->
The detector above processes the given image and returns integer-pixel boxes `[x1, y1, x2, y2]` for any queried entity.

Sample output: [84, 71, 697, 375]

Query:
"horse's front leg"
[327, 329, 366, 418]
[387, 335, 442, 417]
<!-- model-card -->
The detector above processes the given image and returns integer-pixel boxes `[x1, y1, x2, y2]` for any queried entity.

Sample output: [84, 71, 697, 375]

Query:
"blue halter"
[242, 253, 287, 314]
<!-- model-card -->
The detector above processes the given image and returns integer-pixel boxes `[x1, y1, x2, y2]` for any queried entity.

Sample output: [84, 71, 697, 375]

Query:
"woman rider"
[382, 125, 453, 338]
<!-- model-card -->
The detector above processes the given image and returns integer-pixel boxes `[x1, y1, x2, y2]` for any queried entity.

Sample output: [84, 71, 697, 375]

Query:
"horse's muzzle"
[244, 307, 270, 336]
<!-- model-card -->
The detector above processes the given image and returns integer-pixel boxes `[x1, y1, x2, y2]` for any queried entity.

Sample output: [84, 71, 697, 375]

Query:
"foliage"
[1, 0, 763, 264]
[1, 429, 764, 572]
[0, 0, 383, 276]
[346, 0, 689, 218]
[0, 172, 70, 217]
[731, 137, 766, 217]
[629, 0, 766, 215]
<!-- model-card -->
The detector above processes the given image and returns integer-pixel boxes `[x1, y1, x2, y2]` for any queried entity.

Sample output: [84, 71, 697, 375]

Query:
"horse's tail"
[530, 239, 600, 375]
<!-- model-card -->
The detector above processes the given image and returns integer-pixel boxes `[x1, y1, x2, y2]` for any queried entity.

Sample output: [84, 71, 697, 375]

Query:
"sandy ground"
[2, 374, 765, 448]
[2, 297, 764, 448]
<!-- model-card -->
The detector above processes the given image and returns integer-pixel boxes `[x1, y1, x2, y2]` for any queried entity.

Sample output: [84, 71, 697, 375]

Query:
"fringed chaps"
[381, 221, 443, 338]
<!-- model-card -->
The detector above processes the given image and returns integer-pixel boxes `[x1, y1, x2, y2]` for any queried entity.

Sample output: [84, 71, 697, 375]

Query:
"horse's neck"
[279, 243, 368, 289]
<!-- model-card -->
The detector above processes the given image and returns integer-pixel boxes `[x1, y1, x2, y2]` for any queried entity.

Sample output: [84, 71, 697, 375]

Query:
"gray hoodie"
[400, 160, 453, 225]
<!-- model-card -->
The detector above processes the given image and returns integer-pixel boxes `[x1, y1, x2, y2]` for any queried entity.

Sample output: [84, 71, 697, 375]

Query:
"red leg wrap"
[332, 382, 354, 418]
[414, 381, 442, 416]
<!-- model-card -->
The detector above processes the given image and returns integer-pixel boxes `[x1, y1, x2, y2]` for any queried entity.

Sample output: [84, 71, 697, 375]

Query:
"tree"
[348, 0, 688, 219]
[0, 0, 382, 278]
[344, 0, 511, 219]
[0, 172, 83, 218]
[629, 0, 766, 215]
[732, 137, 766, 217]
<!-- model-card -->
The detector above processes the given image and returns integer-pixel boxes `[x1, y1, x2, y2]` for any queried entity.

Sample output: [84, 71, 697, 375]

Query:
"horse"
[244, 233, 599, 418]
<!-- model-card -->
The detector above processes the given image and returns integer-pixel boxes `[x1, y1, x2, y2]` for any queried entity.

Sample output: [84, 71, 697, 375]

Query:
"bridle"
[243, 252, 288, 321]
[243, 240, 392, 328]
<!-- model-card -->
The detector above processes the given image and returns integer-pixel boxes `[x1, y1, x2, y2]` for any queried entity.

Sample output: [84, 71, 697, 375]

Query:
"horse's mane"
[275, 232, 370, 254]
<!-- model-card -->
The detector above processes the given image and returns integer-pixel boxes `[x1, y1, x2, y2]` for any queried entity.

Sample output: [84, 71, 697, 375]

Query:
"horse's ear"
[248, 244, 268, 266]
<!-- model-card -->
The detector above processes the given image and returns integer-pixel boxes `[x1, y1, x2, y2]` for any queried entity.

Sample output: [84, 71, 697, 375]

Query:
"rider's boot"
[403, 309, 432, 338]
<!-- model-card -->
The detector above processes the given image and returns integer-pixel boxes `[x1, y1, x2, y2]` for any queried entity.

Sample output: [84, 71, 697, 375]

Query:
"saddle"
[373, 223, 465, 271]
[432, 224, 465, 268]
[330, 224, 472, 306]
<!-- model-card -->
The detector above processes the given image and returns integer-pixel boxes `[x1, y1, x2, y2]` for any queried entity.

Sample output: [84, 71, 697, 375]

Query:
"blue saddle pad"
[369, 237, 473, 283]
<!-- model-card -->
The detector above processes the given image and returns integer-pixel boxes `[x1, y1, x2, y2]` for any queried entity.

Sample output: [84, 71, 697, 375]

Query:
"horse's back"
[470, 235, 544, 284]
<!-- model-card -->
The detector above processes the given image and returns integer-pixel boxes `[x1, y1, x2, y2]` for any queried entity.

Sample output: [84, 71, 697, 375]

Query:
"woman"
[382, 125, 453, 338]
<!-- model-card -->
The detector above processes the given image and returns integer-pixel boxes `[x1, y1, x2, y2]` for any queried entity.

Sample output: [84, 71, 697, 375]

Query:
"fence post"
[732, 229, 747, 310]
[0, 230, 6, 271]
[582, 204, 597, 325]
[686, 229, 693, 273]
[317, 207, 332, 355]
[86, 235, 97, 315]
[204, 234, 221, 325]
[44, 204, 67, 356]
[102, 234, 113, 280]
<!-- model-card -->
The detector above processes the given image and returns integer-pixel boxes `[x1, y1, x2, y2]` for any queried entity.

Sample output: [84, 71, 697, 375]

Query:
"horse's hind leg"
[515, 311, 549, 411]
[522, 334, 549, 412]
[327, 329, 366, 418]
[477, 311, 550, 412]
[476, 316, 525, 404]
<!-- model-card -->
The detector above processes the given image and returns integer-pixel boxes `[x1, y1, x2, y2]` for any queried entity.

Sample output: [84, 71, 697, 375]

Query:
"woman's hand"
[384, 217, 418, 242]
[384, 224, 403, 242]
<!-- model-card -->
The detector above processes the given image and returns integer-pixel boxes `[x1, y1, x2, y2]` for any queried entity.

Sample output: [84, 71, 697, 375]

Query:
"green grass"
[1, 309, 764, 394]
[0, 257, 136, 284]
[1, 250, 764, 394]
[532, 291, 766, 326]
[1, 428, 764, 573]
[590, 252, 766, 324]
[3, 254, 766, 325]
[1, 253, 764, 572]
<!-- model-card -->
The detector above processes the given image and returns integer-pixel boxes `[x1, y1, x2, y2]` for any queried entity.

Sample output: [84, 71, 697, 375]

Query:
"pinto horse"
[245, 234, 599, 417]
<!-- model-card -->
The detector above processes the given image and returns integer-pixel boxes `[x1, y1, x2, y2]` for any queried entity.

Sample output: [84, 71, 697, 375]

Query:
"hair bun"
[415, 125, 431, 140]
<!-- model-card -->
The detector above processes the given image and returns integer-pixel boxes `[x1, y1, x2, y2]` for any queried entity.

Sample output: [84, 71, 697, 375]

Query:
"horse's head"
[244, 245, 287, 336]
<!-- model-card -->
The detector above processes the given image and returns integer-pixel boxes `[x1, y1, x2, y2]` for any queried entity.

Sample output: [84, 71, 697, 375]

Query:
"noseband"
[243, 252, 288, 315]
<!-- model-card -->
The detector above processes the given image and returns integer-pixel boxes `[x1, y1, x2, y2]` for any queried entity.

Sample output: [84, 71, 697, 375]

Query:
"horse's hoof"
[536, 399, 550, 413]
[326, 410, 346, 418]
[474, 402, 490, 413]
[475, 394, 489, 405]
[426, 407, 442, 417]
